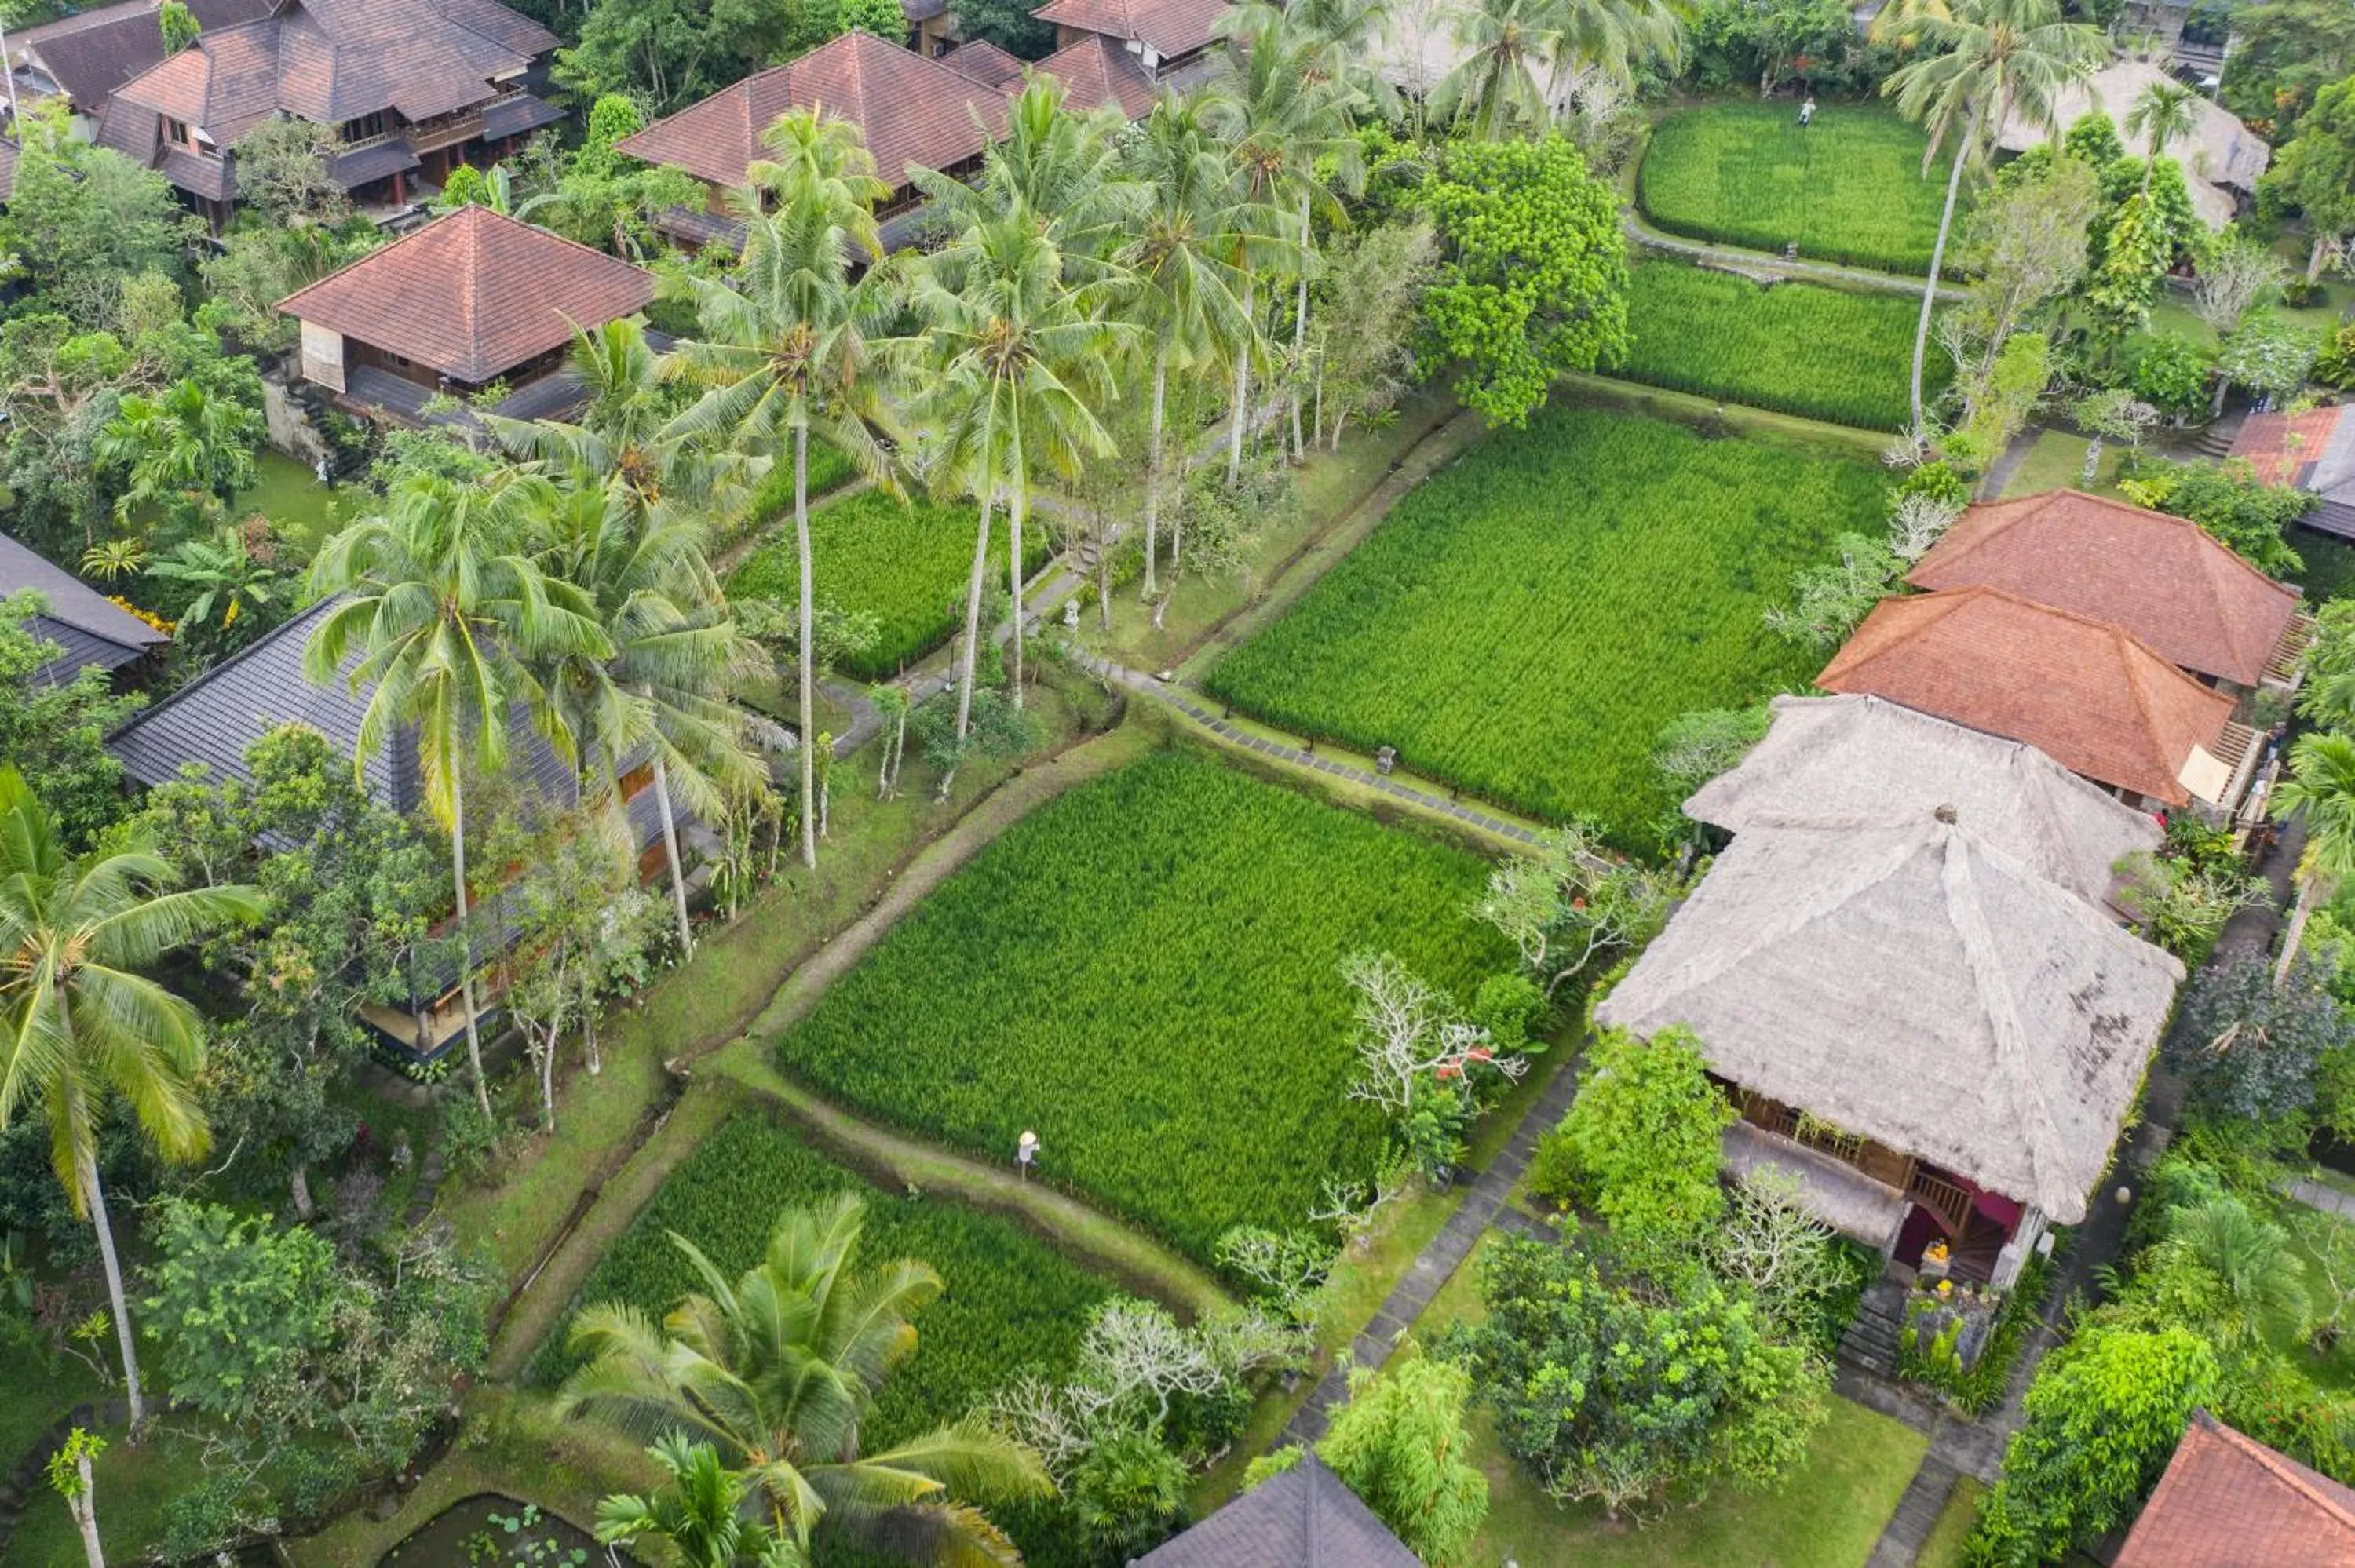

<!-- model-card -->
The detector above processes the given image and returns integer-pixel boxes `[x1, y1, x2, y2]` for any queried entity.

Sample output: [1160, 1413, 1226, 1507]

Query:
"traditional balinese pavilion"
[277, 204, 656, 428]
[2232, 405, 2355, 541]
[2116, 1411, 2355, 1566]
[94, 0, 561, 228]
[108, 597, 688, 1059]
[1597, 694, 2184, 1288]
[1993, 58, 2269, 228]
[1819, 585, 2258, 814]
[0, 533, 170, 686]
[616, 28, 1013, 253]
[1132, 1453, 1418, 1568]
[1908, 489, 2310, 697]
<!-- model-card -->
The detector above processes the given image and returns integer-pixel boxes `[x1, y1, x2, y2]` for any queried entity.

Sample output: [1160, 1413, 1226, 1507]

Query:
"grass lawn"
[725, 488, 1047, 681]
[1619, 260, 1937, 431]
[1999, 429, 2129, 499]
[770, 747, 1514, 1262]
[1638, 99, 1967, 275]
[1918, 1475, 1985, 1568]
[1203, 403, 1889, 848]
[0, 1338, 98, 1476]
[2270, 1198, 2355, 1394]
[237, 450, 349, 557]
[524, 1114, 1114, 1448]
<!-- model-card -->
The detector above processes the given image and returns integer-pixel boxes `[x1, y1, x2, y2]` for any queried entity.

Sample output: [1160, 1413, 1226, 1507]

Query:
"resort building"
[2232, 405, 2355, 542]
[1908, 489, 2309, 696]
[1031, 0, 1229, 81]
[93, 0, 561, 227]
[9, 0, 272, 129]
[2116, 1410, 2355, 1566]
[1993, 58, 2269, 228]
[0, 532, 170, 686]
[276, 204, 657, 428]
[1598, 695, 2185, 1289]
[1818, 585, 2257, 813]
[1133, 1452, 1418, 1568]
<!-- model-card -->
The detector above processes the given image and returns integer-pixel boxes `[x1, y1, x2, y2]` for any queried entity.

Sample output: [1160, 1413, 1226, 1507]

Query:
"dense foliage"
[1619, 261, 1941, 430]
[1205, 407, 1887, 844]
[773, 750, 1510, 1258]
[531, 1115, 1112, 1448]
[727, 488, 1042, 680]
[1637, 100, 1967, 275]
[1544, 1026, 1736, 1245]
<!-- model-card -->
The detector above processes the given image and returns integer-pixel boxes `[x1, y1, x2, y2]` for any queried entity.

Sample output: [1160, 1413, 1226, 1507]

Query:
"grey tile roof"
[1131, 1454, 1418, 1568]
[0, 531, 170, 684]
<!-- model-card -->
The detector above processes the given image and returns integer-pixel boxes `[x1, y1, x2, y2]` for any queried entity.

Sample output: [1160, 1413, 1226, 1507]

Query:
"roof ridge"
[2202, 1413, 2355, 1532]
[108, 593, 340, 744]
[2111, 617, 2192, 789]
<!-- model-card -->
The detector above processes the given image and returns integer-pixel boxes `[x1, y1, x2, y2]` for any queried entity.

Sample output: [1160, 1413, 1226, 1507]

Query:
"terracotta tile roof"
[2232, 406, 2355, 505]
[277, 206, 655, 384]
[1030, 33, 1158, 117]
[1031, 0, 1230, 60]
[940, 38, 1023, 85]
[107, 0, 553, 151]
[617, 30, 1008, 193]
[1817, 586, 2236, 807]
[15, 0, 272, 115]
[1907, 488, 2302, 687]
[2118, 1412, 2355, 1568]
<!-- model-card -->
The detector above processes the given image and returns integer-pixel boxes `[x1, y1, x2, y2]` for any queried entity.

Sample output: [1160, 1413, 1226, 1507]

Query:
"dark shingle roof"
[0, 532, 170, 684]
[1131, 1454, 1418, 1568]
[15, 0, 272, 115]
[615, 28, 1008, 193]
[1030, 32, 1157, 117]
[1031, 0, 1230, 61]
[277, 206, 656, 384]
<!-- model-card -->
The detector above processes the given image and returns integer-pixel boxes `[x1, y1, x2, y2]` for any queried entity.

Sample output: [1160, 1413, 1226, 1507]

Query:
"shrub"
[772, 750, 1511, 1260]
[1617, 261, 1943, 430]
[1204, 407, 1888, 845]
[1553, 1026, 1735, 1245]
[1637, 100, 1968, 275]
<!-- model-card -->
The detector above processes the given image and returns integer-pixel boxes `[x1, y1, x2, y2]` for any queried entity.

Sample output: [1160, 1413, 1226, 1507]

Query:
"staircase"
[2193, 422, 2240, 459]
[1839, 1274, 1908, 1377]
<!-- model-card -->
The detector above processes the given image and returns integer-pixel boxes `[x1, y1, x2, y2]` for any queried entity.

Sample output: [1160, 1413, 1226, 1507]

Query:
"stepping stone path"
[1283, 1064, 1580, 1446]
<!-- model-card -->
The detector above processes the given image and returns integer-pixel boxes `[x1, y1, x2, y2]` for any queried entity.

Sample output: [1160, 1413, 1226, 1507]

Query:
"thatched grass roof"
[1995, 60, 2269, 227]
[1595, 816, 2183, 1222]
[1686, 695, 2162, 908]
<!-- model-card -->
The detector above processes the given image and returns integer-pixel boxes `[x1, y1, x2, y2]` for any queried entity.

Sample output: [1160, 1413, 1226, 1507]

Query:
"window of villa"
[165, 118, 189, 145]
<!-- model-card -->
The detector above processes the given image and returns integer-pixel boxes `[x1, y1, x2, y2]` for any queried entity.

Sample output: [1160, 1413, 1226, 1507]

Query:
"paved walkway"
[2284, 1176, 2355, 1218]
[1285, 1063, 1579, 1445]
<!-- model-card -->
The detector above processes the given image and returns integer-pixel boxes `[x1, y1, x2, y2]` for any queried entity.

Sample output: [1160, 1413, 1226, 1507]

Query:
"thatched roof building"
[1687, 695, 2161, 908]
[1594, 812, 2183, 1223]
[1993, 60, 2269, 228]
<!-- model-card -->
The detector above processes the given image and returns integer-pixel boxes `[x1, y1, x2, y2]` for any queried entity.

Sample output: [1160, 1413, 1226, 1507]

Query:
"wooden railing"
[1907, 1166, 1973, 1238]
[2268, 612, 2316, 688]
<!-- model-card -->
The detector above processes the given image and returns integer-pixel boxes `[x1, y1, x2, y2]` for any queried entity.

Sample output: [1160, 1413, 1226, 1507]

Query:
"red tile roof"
[277, 206, 655, 384]
[616, 30, 1009, 194]
[106, 0, 553, 149]
[1032, 0, 1230, 60]
[2117, 1412, 2355, 1568]
[940, 38, 1023, 86]
[1907, 488, 2302, 687]
[2229, 406, 2346, 489]
[1029, 33, 1158, 117]
[16, 0, 272, 115]
[1817, 586, 2236, 807]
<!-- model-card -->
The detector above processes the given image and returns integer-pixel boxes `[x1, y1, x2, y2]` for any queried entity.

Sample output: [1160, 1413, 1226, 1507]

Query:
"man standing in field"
[1798, 94, 1816, 127]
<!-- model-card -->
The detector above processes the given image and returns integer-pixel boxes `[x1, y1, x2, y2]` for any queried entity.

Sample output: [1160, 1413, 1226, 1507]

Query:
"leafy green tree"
[93, 377, 265, 537]
[2123, 78, 2197, 193]
[0, 770, 261, 1430]
[2262, 75, 2355, 284]
[2119, 455, 2312, 578]
[1420, 133, 1629, 427]
[948, 0, 1057, 56]
[2273, 730, 2355, 982]
[0, 104, 195, 309]
[1474, 819, 1678, 997]
[144, 530, 281, 652]
[228, 117, 352, 228]
[666, 114, 900, 870]
[1875, 0, 2105, 432]
[1552, 1025, 1734, 1244]
[158, 0, 199, 53]
[1434, 0, 1557, 139]
[1312, 1348, 1488, 1567]
[2125, 331, 2214, 421]
[2167, 955, 2355, 1150]
[305, 469, 608, 1117]
[557, 1193, 1052, 1562]
[2223, 0, 2355, 137]
[1969, 1326, 2216, 1566]
[1444, 1234, 1824, 1519]
[47, 1428, 106, 1568]
[597, 1435, 806, 1567]
[0, 595, 144, 848]
[198, 219, 383, 354]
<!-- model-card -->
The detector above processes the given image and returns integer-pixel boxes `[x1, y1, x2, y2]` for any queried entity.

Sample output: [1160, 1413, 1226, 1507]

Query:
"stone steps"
[1838, 1277, 1909, 1377]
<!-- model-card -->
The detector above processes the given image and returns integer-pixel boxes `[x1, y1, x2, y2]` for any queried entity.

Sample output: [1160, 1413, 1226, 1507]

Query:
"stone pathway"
[1284, 1063, 1579, 1445]
[2283, 1176, 2355, 1218]
[1623, 211, 1966, 302]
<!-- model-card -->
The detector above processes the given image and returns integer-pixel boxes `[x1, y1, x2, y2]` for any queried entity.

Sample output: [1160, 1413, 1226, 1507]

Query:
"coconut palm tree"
[2160, 1194, 2313, 1351]
[305, 470, 609, 1116]
[1875, 0, 2105, 433]
[557, 1194, 1051, 1563]
[2273, 729, 2355, 982]
[597, 1435, 804, 1567]
[665, 114, 902, 870]
[1119, 97, 1255, 603]
[918, 78, 1143, 283]
[1203, 15, 1356, 473]
[909, 209, 1129, 735]
[2123, 77, 2200, 195]
[1433, 0, 1559, 141]
[1549, 0, 1683, 101]
[487, 317, 769, 931]
[0, 769, 261, 1430]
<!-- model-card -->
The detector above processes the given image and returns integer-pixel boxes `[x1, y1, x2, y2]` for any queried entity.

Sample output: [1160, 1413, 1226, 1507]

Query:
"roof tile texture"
[277, 206, 655, 384]
[18, 0, 272, 115]
[2229, 406, 2346, 490]
[2118, 1412, 2355, 1568]
[616, 29, 1008, 192]
[1031, 0, 1230, 58]
[1028, 33, 1158, 117]
[1907, 488, 2302, 687]
[1817, 585, 2235, 807]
